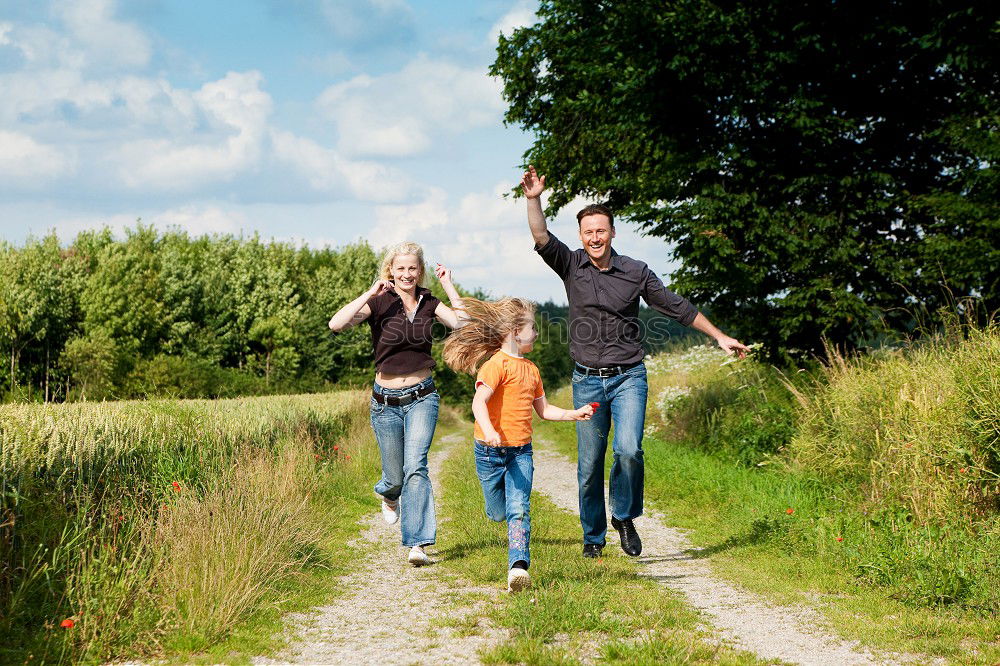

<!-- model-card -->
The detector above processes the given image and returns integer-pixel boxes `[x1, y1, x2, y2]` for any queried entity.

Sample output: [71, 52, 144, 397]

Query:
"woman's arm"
[532, 396, 593, 421]
[472, 383, 501, 445]
[329, 280, 391, 332]
[433, 263, 469, 330]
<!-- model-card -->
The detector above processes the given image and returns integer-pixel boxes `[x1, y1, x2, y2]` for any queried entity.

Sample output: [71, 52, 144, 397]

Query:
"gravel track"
[530, 446, 915, 666]
[253, 434, 506, 666]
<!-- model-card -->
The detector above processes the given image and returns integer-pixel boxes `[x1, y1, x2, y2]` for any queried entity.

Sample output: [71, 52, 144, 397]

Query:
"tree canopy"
[492, 0, 1000, 353]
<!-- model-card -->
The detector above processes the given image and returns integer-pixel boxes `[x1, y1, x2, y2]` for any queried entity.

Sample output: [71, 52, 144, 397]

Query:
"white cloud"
[0, 130, 75, 181]
[489, 1, 536, 45]
[152, 205, 247, 236]
[317, 54, 504, 158]
[114, 71, 272, 189]
[55, 0, 152, 69]
[314, 0, 415, 44]
[270, 129, 414, 203]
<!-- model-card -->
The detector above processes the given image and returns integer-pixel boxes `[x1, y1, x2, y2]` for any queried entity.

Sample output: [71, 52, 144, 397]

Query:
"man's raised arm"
[521, 165, 550, 248]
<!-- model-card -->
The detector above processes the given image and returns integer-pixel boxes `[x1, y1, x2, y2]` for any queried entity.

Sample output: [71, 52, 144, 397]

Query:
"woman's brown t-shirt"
[366, 286, 440, 375]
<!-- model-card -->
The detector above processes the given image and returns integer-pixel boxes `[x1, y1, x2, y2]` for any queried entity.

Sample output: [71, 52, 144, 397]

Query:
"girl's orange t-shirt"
[474, 350, 544, 446]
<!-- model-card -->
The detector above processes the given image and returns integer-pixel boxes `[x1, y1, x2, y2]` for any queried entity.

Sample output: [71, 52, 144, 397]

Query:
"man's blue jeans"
[571, 363, 648, 545]
[473, 440, 533, 569]
[371, 377, 439, 547]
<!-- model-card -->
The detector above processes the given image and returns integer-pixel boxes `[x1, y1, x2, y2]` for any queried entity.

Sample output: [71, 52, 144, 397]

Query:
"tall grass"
[0, 390, 378, 664]
[641, 327, 1000, 614]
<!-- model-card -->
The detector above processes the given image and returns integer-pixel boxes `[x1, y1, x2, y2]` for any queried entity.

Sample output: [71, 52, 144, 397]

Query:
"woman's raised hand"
[367, 279, 395, 298]
[520, 165, 545, 199]
[434, 262, 452, 285]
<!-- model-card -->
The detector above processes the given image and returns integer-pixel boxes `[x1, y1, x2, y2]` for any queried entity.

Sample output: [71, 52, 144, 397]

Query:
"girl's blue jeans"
[474, 440, 533, 569]
[571, 362, 648, 546]
[370, 376, 439, 547]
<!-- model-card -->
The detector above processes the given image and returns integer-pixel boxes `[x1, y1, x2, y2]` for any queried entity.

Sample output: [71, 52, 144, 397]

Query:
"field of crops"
[0, 390, 376, 664]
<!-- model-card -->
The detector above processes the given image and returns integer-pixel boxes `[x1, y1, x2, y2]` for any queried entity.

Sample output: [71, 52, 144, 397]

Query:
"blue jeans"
[571, 363, 648, 545]
[371, 377, 440, 547]
[473, 440, 533, 569]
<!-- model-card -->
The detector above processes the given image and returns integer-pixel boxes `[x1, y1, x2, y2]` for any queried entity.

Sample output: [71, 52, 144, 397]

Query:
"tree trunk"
[265, 349, 271, 385]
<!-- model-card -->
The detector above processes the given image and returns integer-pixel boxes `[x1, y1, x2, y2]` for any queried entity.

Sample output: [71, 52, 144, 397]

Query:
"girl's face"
[390, 254, 422, 291]
[514, 316, 538, 353]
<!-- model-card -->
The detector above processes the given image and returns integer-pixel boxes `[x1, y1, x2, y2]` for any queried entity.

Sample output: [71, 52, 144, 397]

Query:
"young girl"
[443, 298, 593, 592]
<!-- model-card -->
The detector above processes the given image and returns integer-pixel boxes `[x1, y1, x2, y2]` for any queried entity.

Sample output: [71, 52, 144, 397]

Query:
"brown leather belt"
[371, 383, 436, 406]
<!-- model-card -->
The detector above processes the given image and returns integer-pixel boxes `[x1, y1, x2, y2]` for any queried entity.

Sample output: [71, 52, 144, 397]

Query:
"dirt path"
[530, 445, 915, 666]
[253, 434, 505, 666]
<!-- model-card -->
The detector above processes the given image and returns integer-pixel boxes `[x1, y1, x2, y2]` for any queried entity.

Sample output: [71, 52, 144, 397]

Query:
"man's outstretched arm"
[521, 165, 550, 247]
[690, 312, 750, 358]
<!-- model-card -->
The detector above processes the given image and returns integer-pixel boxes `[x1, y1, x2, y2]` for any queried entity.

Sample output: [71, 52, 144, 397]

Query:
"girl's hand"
[572, 404, 594, 420]
[367, 279, 395, 298]
[434, 263, 452, 285]
[483, 430, 501, 446]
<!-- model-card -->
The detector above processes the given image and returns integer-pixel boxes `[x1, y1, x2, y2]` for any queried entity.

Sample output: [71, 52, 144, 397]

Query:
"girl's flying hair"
[443, 297, 536, 375]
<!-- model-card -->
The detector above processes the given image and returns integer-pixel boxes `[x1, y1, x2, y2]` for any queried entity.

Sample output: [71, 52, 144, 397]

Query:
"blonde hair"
[443, 297, 536, 375]
[378, 241, 426, 286]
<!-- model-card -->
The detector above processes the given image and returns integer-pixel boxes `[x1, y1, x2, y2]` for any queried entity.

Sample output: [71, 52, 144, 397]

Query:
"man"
[521, 166, 749, 558]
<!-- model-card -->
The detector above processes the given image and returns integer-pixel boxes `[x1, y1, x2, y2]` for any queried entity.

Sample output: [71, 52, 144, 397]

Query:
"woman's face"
[390, 254, 422, 290]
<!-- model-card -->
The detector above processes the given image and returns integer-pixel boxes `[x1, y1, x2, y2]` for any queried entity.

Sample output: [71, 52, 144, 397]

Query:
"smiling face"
[514, 315, 538, 354]
[578, 213, 616, 265]
[390, 254, 423, 292]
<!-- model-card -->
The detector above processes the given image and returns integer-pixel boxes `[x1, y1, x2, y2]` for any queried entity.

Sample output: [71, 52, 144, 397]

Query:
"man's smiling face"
[578, 213, 615, 265]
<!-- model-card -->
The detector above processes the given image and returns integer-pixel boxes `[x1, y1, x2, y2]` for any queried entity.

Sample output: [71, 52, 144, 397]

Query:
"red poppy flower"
[959, 467, 968, 474]
[172, 481, 181, 492]
[345, 455, 351, 460]
[334, 445, 340, 451]
[314, 454, 321, 461]
[786, 508, 794, 515]
[590, 402, 600, 409]
[836, 536, 844, 542]
[60, 619, 74, 629]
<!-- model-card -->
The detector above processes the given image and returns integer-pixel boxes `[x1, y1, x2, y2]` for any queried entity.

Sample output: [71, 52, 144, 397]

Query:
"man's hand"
[717, 335, 750, 359]
[521, 165, 545, 199]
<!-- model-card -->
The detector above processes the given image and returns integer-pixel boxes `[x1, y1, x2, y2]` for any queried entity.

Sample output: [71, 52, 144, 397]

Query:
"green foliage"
[0, 228, 480, 403]
[492, 1, 1000, 354]
[636, 331, 1000, 616]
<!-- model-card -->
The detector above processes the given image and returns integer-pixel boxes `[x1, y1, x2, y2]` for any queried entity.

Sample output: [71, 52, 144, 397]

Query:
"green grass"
[535, 337, 1000, 665]
[1, 390, 386, 665]
[432, 422, 774, 665]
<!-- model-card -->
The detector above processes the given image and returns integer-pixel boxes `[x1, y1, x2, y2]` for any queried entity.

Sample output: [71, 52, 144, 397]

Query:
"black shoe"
[611, 516, 642, 556]
[582, 543, 604, 558]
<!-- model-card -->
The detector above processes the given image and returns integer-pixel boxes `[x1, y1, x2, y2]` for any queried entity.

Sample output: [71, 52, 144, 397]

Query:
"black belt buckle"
[597, 366, 619, 377]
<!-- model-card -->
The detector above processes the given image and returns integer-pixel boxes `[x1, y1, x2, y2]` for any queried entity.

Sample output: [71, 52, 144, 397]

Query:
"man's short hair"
[576, 203, 614, 228]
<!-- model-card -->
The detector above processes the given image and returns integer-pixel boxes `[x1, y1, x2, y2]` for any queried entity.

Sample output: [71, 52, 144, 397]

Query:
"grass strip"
[432, 424, 774, 665]
[537, 382, 1000, 665]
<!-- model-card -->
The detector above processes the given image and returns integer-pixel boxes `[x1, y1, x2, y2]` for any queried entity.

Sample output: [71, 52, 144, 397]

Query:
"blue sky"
[0, 0, 679, 303]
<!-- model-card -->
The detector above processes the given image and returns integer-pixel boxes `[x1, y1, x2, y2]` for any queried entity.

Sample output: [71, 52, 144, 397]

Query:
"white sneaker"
[380, 497, 399, 525]
[507, 567, 531, 593]
[408, 545, 430, 567]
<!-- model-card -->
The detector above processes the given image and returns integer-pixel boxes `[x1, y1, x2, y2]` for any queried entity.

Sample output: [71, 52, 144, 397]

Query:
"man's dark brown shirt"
[535, 233, 698, 367]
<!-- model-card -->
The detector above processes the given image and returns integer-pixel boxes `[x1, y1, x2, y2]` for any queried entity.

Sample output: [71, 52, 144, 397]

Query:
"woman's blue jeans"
[370, 377, 439, 547]
[474, 440, 533, 569]
[571, 363, 648, 546]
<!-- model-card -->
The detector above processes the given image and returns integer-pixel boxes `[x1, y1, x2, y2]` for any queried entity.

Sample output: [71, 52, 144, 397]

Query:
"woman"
[328, 241, 465, 566]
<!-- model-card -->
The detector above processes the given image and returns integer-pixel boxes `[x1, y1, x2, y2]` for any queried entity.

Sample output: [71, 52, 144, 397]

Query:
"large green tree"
[492, 0, 1000, 352]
